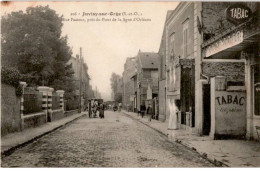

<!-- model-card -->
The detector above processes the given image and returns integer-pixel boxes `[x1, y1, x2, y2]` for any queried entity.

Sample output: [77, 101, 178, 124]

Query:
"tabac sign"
[205, 30, 243, 57]
[226, 3, 252, 25]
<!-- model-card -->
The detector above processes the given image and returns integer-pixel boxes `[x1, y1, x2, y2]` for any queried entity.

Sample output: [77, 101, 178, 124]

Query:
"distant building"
[135, 50, 159, 112]
[68, 55, 93, 98]
[122, 57, 136, 111]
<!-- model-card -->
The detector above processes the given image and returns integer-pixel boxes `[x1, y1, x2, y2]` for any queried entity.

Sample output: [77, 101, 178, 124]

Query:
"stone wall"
[1, 84, 21, 136]
[52, 110, 65, 121]
[65, 109, 79, 117]
[202, 62, 245, 82]
[202, 2, 258, 41]
[23, 113, 46, 129]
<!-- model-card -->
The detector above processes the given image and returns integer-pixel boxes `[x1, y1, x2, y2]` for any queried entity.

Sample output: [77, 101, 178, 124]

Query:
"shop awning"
[202, 14, 260, 59]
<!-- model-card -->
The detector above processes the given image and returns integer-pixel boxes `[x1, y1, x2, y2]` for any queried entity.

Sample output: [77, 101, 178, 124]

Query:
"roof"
[138, 52, 159, 69]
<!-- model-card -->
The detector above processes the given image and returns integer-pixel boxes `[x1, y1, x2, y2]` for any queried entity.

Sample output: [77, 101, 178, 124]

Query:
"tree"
[114, 92, 122, 103]
[1, 5, 74, 91]
[110, 72, 123, 102]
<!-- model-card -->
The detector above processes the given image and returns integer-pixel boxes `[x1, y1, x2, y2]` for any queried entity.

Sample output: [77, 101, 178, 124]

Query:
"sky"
[1, 1, 179, 101]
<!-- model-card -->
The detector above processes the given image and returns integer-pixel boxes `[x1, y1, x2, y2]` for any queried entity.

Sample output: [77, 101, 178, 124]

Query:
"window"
[183, 20, 189, 58]
[169, 66, 175, 91]
[254, 64, 260, 115]
[170, 33, 175, 58]
[167, 33, 175, 92]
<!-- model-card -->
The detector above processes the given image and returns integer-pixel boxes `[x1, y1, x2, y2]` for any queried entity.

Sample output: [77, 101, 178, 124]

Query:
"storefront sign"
[226, 3, 252, 25]
[205, 30, 243, 57]
[215, 92, 246, 115]
[216, 95, 245, 106]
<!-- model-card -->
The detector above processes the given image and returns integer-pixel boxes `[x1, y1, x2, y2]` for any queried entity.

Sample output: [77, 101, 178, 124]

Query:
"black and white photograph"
[1, 0, 260, 168]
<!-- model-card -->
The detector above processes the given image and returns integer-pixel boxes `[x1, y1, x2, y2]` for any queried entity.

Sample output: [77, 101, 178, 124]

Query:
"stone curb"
[122, 111, 229, 167]
[1, 113, 85, 157]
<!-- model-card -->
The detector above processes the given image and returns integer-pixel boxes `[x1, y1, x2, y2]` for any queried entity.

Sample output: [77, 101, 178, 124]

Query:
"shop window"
[180, 67, 191, 112]
[254, 64, 260, 116]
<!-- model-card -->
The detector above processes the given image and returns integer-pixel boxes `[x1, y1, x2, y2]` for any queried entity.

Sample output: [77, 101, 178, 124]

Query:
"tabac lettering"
[230, 8, 249, 19]
[216, 95, 245, 106]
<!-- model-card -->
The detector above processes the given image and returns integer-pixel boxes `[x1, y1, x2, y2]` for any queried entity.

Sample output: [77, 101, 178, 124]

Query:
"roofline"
[158, 10, 174, 53]
[166, 2, 192, 26]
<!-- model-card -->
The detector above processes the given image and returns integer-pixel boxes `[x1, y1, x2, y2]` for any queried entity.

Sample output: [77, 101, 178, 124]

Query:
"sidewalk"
[1, 112, 86, 156]
[122, 110, 260, 167]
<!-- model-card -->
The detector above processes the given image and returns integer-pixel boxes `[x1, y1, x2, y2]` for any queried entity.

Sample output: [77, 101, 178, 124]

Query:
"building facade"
[200, 2, 260, 140]
[158, 11, 173, 122]
[160, 1, 260, 140]
[165, 2, 196, 131]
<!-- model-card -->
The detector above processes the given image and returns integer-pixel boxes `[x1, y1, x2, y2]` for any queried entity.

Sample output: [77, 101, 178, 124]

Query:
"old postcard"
[1, 0, 260, 168]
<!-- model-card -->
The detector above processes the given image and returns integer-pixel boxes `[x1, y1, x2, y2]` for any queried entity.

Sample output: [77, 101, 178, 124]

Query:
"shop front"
[201, 4, 259, 140]
[166, 56, 195, 131]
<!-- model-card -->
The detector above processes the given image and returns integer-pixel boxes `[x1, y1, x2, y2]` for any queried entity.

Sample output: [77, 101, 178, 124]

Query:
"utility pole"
[78, 47, 82, 113]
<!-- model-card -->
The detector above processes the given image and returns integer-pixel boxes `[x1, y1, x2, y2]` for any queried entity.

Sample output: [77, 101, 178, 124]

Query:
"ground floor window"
[254, 64, 260, 115]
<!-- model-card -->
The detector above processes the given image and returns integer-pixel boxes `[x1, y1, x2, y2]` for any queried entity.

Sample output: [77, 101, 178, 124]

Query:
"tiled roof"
[138, 52, 159, 69]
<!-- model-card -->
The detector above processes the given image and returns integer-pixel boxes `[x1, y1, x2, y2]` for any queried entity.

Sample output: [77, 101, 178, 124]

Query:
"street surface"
[1, 111, 214, 167]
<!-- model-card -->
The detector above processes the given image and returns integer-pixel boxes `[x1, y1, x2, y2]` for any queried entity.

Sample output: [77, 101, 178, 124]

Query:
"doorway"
[203, 84, 211, 135]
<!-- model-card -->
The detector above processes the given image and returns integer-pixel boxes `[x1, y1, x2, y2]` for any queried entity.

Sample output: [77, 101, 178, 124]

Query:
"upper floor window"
[183, 20, 189, 58]
[170, 33, 175, 59]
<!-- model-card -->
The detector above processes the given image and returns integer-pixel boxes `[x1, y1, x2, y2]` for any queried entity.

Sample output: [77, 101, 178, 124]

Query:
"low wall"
[65, 110, 79, 117]
[23, 112, 46, 129]
[202, 61, 245, 82]
[214, 91, 246, 137]
[1, 84, 21, 136]
[52, 109, 64, 121]
[210, 77, 246, 139]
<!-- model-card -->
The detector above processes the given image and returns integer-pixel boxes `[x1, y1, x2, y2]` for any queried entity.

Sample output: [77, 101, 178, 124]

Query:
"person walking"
[88, 100, 92, 118]
[118, 103, 122, 112]
[147, 104, 153, 122]
[99, 103, 105, 119]
[140, 104, 146, 118]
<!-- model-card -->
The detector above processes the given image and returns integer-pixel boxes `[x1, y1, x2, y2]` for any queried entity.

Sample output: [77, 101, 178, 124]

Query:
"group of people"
[88, 100, 105, 119]
[138, 104, 154, 122]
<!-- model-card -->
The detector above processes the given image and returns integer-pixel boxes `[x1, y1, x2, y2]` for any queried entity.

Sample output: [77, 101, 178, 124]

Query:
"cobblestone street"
[1, 111, 214, 167]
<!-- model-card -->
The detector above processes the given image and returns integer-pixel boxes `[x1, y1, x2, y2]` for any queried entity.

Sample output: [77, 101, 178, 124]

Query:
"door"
[203, 84, 211, 135]
[180, 66, 195, 126]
